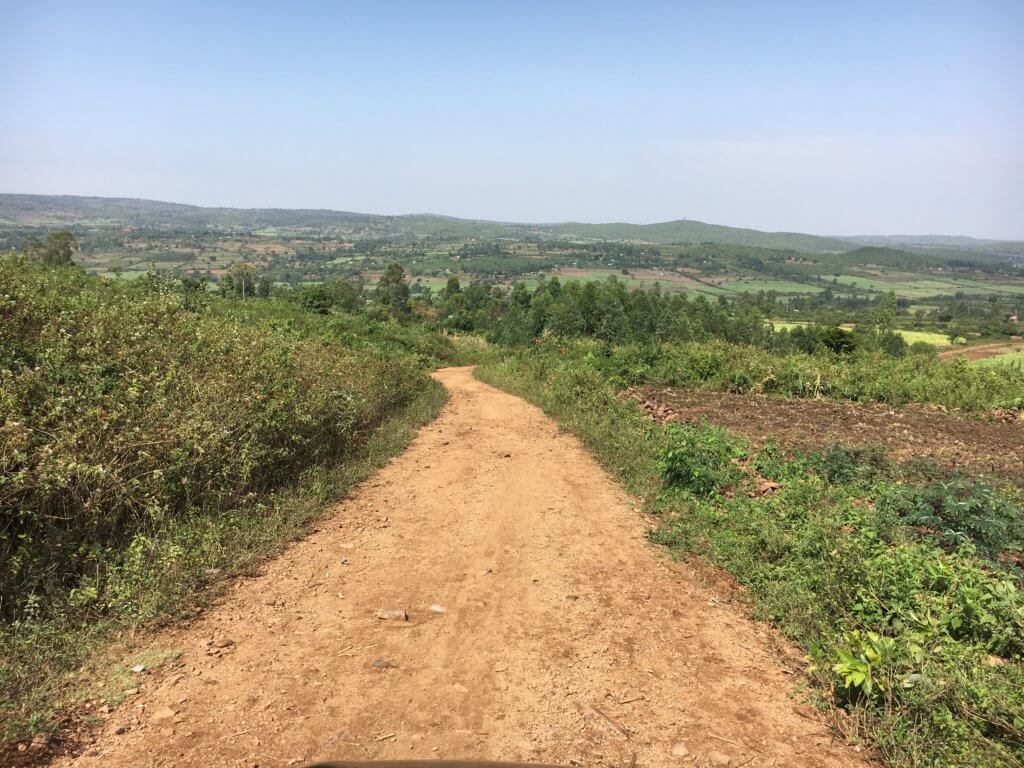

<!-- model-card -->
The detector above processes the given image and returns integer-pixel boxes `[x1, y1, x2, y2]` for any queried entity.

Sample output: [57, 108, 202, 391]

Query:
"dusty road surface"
[56, 367, 868, 768]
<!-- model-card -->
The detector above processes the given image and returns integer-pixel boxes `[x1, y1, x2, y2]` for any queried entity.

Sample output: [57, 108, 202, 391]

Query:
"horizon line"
[1, 190, 1021, 243]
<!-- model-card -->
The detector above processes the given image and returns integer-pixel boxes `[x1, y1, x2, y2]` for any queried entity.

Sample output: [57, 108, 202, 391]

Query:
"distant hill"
[528, 220, 852, 251]
[841, 234, 1024, 263]
[0, 194, 852, 250]
[0, 194, 376, 229]
[1, 193, 1019, 259]
[834, 246, 953, 270]
[844, 234, 1005, 249]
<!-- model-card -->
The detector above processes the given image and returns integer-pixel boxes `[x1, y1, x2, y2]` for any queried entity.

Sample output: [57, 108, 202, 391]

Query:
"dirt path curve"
[56, 367, 868, 768]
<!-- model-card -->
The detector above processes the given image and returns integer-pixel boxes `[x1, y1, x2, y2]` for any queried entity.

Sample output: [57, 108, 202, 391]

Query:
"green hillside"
[535, 219, 852, 250]
[834, 246, 950, 269]
[4, 194, 1021, 262]
[0, 194, 883, 252]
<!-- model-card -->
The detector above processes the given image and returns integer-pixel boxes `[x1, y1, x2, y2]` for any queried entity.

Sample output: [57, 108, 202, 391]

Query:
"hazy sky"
[2, 1, 1022, 238]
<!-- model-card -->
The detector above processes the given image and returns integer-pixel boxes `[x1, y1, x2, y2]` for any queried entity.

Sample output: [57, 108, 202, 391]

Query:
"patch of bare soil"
[39, 368, 867, 768]
[939, 340, 1024, 361]
[630, 387, 1024, 486]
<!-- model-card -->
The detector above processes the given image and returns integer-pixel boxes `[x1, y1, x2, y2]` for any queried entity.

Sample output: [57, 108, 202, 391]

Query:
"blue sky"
[1, 1, 1022, 237]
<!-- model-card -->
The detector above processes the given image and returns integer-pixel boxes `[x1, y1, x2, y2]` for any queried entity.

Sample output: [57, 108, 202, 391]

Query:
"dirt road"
[55, 367, 867, 768]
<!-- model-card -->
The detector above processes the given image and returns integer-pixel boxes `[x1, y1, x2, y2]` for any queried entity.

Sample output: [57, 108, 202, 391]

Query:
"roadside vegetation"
[977, 351, 1024, 371]
[478, 343, 1024, 768]
[423, 275, 1024, 411]
[591, 339, 1023, 410]
[0, 254, 453, 743]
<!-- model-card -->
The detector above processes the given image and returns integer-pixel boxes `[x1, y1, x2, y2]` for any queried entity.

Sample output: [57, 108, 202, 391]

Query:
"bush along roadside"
[512, 336, 1024, 412]
[478, 348, 1024, 768]
[0, 257, 450, 745]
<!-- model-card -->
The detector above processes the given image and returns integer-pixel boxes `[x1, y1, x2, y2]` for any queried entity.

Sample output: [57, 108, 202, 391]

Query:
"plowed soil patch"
[940, 341, 1024, 361]
[631, 387, 1024, 486]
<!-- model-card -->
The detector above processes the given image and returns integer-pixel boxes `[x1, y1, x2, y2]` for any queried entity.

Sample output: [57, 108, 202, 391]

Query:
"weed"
[660, 421, 748, 497]
[878, 479, 1024, 561]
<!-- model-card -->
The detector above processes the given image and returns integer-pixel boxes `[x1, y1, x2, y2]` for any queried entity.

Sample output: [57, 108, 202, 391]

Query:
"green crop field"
[770, 320, 808, 331]
[327, 255, 368, 264]
[721, 277, 823, 294]
[830, 274, 1024, 299]
[770, 321, 955, 347]
[975, 351, 1024, 368]
[897, 330, 955, 346]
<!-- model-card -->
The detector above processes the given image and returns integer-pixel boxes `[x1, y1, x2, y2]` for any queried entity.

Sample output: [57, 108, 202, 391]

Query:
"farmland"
[771, 321, 957, 347]
[3, 195, 1023, 307]
[977, 350, 1024, 368]
[2, 196, 1024, 373]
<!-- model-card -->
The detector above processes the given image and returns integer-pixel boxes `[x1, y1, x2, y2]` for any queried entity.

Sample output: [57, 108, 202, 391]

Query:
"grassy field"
[721, 277, 823, 294]
[327, 255, 369, 264]
[976, 351, 1024, 368]
[771, 320, 808, 331]
[830, 274, 1024, 299]
[896, 329, 955, 346]
[770, 322, 955, 347]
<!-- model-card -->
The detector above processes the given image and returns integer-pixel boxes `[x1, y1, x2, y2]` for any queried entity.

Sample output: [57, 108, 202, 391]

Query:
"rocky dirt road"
[55, 367, 867, 768]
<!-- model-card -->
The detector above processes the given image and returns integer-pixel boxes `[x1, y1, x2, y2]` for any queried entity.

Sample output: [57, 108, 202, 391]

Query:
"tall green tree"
[873, 291, 899, 331]
[440, 276, 461, 299]
[226, 263, 257, 299]
[257, 275, 272, 298]
[327, 278, 364, 311]
[375, 262, 411, 316]
[26, 230, 79, 267]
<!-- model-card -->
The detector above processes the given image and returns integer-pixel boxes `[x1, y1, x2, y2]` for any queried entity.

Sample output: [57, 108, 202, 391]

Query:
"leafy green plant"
[660, 421, 748, 497]
[810, 444, 891, 484]
[879, 479, 1024, 561]
[833, 631, 923, 703]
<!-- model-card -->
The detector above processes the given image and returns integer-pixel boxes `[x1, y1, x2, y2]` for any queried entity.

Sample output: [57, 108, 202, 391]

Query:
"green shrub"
[878, 479, 1024, 561]
[649, 339, 1023, 411]
[809, 444, 891, 484]
[908, 340, 938, 358]
[522, 335, 1024, 411]
[819, 325, 858, 354]
[0, 260, 436, 618]
[660, 421, 747, 496]
[878, 330, 908, 358]
[0, 257, 449, 741]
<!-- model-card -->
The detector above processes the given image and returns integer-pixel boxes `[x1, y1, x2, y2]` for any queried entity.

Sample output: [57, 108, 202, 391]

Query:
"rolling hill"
[1, 193, 1020, 260]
